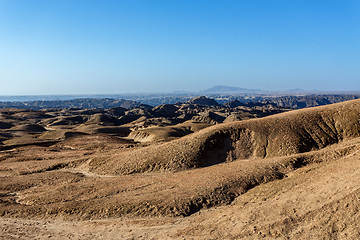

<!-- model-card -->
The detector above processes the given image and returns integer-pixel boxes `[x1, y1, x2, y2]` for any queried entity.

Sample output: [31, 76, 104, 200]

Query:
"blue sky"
[0, 0, 359, 95]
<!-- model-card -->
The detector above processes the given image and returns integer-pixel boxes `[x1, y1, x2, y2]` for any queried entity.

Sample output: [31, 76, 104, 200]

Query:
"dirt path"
[0, 216, 189, 240]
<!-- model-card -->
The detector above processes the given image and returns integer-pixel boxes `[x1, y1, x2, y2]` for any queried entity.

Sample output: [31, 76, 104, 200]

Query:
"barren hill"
[1, 99, 360, 239]
[89, 99, 360, 175]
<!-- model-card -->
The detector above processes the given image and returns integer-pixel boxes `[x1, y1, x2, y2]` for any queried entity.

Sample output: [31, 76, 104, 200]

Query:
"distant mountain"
[286, 88, 322, 93]
[202, 85, 261, 93]
[287, 88, 305, 92]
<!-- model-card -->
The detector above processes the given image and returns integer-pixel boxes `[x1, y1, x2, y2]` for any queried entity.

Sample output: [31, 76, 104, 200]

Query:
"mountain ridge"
[202, 85, 261, 93]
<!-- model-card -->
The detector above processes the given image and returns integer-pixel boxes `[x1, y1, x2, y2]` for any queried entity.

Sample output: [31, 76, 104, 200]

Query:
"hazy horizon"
[1, 0, 359, 95]
[2, 86, 360, 100]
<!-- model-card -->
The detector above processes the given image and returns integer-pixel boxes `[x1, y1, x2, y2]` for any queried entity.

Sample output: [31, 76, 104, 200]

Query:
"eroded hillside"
[1, 99, 360, 239]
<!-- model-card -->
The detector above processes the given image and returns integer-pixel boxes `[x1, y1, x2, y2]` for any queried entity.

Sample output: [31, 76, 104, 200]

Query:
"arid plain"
[1, 97, 360, 239]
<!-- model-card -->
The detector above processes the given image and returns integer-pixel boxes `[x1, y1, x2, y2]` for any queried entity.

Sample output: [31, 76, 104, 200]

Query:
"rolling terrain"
[1, 93, 359, 110]
[1, 98, 360, 239]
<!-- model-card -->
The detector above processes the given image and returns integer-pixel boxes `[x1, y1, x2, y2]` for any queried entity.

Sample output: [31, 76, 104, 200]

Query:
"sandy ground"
[0, 216, 188, 240]
[2, 147, 360, 239]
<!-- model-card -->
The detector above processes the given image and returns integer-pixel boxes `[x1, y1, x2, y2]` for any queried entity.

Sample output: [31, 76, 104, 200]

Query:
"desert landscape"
[2, 0, 359, 238]
[1, 96, 360, 239]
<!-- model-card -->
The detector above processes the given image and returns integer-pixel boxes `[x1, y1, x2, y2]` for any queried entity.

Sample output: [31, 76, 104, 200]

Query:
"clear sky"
[0, 0, 359, 95]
